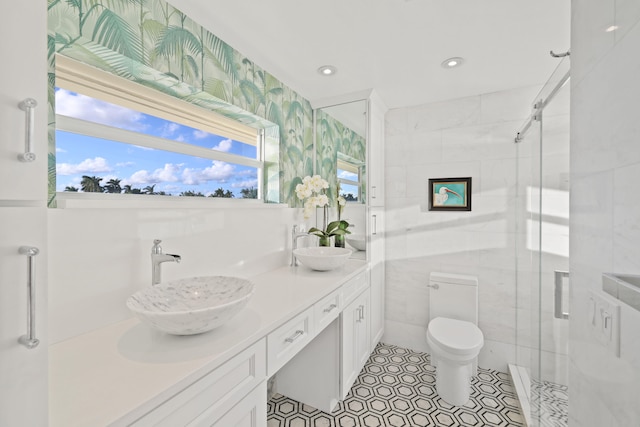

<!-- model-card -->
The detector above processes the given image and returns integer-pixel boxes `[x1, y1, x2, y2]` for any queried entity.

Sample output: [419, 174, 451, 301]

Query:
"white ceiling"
[168, 0, 570, 110]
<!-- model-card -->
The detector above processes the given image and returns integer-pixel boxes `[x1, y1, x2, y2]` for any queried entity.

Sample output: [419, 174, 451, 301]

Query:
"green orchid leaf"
[308, 227, 327, 237]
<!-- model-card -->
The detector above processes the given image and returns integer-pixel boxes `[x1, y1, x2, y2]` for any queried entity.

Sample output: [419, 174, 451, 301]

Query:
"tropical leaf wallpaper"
[47, 0, 321, 207]
[316, 109, 366, 204]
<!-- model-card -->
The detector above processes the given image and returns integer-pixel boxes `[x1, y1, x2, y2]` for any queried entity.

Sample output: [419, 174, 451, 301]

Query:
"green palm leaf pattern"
[93, 8, 143, 62]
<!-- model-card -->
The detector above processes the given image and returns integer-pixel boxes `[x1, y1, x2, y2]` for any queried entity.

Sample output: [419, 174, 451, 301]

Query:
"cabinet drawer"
[209, 381, 267, 427]
[314, 288, 342, 332]
[130, 339, 266, 427]
[342, 270, 368, 305]
[267, 307, 314, 375]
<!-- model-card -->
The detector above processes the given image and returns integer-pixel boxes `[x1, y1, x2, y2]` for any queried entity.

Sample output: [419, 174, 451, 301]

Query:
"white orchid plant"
[295, 175, 350, 244]
[296, 175, 330, 219]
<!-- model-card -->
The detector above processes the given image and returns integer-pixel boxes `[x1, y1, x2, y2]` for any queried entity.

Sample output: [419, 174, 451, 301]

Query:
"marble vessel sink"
[126, 276, 255, 335]
[346, 235, 366, 251]
[293, 247, 352, 271]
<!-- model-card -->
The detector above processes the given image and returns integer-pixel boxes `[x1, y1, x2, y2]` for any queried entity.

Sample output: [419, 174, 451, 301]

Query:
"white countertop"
[49, 259, 367, 427]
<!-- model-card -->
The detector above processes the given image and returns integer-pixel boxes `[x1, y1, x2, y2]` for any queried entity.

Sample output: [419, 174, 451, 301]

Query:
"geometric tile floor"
[268, 342, 525, 426]
[532, 380, 568, 427]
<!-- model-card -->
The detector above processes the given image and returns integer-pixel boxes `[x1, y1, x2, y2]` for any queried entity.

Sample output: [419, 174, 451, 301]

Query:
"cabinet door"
[0, 208, 48, 426]
[354, 290, 371, 369]
[0, 3, 48, 202]
[341, 288, 370, 399]
[369, 207, 385, 349]
[209, 382, 267, 427]
[367, 95, 385, 207]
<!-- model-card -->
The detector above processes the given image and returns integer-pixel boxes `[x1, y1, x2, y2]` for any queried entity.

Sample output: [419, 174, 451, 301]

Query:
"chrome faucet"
[291, 225, 309, 266]
[151, 239, 181, 285]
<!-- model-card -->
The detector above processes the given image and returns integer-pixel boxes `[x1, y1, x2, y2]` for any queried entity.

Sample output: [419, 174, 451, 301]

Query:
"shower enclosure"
[511, 57, 570, 427]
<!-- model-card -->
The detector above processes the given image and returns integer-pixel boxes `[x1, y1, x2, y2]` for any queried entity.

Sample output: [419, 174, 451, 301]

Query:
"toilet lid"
[427, 317, 484, 355]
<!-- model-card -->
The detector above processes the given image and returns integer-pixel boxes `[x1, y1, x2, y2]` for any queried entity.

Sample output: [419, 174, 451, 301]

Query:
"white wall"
[381, 86, 545, 371]
[569, 0, 640, 425]
[48, 204, 299, 343]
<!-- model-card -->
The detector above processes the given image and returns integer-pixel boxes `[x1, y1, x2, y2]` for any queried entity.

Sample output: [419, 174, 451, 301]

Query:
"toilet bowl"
[426, 272, 484, 406]
[427, 317, 484, 405]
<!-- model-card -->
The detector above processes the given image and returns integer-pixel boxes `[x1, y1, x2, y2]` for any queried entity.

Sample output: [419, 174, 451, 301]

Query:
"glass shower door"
[515, 57, 570, 427]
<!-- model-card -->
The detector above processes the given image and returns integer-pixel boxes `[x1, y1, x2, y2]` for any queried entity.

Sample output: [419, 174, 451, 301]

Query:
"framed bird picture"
[428, 177, 472, 211]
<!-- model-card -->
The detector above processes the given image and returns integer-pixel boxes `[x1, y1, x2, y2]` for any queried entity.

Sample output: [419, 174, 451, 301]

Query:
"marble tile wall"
[569, 1, 640, 425]
[382, 86, 546, 372]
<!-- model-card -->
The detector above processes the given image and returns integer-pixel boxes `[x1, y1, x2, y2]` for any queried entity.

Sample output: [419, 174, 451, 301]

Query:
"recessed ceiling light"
[441, 57, 464, 69]
[317, 65, 337, 76]
[605, 25, 619, 32]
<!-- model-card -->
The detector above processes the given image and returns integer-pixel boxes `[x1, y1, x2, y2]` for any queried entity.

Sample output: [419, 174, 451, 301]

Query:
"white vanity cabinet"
[50, 261, 373, 427]
[365, 90, 387, 349]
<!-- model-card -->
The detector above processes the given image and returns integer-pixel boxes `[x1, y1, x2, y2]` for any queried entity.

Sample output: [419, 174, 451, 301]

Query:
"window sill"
[54, 192, 287, 210]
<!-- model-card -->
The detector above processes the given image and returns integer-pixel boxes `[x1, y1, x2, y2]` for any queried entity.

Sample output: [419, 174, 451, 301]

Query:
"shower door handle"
[554, 270, 570, 320]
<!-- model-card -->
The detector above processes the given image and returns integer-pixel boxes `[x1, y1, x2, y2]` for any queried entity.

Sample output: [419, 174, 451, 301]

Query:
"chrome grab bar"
[554, 270, 570, 320]
[18, 246, 40, 349]
[18, 98, 37, 162]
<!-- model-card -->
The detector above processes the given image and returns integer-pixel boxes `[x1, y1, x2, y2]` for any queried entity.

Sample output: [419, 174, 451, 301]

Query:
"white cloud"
[131, 145, 154, 151]
[231, 178, 258, 189]
[56, 147, 67, 153]
[338, 170, 358, 180]
[127, 163, 181, 185]
[182, 161, 234, 185]
[55, 89, 147, 131]
[193, 130, 210, 140]
[56, 157, 112, 175]
[116, 161, 135, 168]
[161, 122, 181, 138]
[212, 138, 233, 152]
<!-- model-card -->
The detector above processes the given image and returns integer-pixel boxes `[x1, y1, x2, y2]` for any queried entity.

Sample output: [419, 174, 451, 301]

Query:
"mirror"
[314, 99, 368, 256]
[315, 100, 367, 204]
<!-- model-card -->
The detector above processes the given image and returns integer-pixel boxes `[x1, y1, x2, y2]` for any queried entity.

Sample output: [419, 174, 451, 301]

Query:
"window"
[337, 153, 363, 202]
[55, 56, 263, 199]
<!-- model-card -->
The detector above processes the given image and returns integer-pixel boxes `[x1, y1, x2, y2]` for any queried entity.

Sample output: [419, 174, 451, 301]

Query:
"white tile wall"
[570, 2, 640, 425]
[382, 86, 547, 371]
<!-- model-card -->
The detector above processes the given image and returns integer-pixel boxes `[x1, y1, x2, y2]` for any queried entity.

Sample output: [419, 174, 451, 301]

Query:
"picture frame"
[428, 177, 472, 211]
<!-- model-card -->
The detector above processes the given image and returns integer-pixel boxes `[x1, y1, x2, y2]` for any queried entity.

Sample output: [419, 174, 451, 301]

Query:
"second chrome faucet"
[291, 225, 309, 266]
[151, 239, 181, 285]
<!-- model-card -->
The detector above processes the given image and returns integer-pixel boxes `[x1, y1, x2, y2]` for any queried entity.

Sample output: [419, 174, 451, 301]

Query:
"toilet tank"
[428, 272, 478, 324]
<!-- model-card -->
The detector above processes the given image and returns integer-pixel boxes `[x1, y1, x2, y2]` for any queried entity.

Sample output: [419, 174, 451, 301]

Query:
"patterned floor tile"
[531, 380, 568, 427]
[268, 343, 527, 426]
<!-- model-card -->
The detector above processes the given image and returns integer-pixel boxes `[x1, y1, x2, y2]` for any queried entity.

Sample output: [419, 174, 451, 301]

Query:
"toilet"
[426, 272, 484, 406]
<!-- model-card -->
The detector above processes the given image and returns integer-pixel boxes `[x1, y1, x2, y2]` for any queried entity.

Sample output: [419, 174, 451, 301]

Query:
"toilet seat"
[427, 317, 483, 356]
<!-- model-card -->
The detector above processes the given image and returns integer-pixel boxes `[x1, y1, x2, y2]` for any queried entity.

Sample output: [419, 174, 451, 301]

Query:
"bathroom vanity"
[49, 259, 378, 426]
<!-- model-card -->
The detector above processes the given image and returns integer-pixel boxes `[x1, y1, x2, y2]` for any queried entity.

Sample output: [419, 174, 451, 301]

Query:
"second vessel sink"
[346, 235, 366, 251]
[126, 276, 255, 335]
[293, 247, 352, 271]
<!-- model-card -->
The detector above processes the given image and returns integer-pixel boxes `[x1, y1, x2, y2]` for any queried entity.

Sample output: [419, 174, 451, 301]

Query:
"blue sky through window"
[55, 89, 258, 197]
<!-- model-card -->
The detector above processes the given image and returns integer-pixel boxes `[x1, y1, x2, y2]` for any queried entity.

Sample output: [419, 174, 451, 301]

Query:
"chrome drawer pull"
[285, 329, 304, 343]
[323, 303, 337, 313]
[18, 246, 39, 349]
